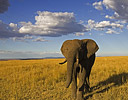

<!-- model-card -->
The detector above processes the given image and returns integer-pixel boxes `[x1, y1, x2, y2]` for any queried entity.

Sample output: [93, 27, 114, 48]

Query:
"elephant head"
[60, 39, 99, 88]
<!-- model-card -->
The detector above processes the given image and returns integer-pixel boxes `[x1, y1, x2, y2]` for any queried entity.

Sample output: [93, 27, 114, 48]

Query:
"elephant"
[59, 39, 99, 100]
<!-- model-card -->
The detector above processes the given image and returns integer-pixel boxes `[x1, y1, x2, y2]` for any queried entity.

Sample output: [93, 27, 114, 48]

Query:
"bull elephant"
[59, 39, 99, 100]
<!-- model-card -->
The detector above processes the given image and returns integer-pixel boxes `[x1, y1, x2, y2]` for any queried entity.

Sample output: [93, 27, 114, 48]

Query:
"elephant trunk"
[65, 50, 77, 88]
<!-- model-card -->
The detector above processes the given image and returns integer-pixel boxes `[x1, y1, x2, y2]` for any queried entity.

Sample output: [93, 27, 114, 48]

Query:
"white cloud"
[87, 19, 95, 30]
[95, 21, 111, 28]
[0, 20, 24, 39]
[12, 35, 33, 42]
[0, 0, 10, 13]
[106, 29, 119, 34]
[96, 21, 123, 29]
[126, 25, 128, 29]
[87, 19, 123, 34]
[93, 0, 128, 20]
[0, 50, 62, 59]
[75, 32, 84, 36]
[32, 37, 48, 42]
[19, 11, 88, 37]
[0, 11, 88, 40]
[116, 20, 127, 24]
[12, 36, 48, 42]
[88, 19, 123, 30]
[93, 1, 103, 10]
[92, 0, 128, 33]
[9, 23, 19, 31]
[105, 15, 114, 19]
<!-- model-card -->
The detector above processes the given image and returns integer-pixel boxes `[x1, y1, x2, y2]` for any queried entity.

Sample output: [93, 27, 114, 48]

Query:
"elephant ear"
[85, 39, 99, 58]
[60, 40, 72, 59]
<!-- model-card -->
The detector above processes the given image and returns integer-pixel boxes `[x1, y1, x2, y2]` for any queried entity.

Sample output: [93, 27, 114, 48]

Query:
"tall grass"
[0, 56, 128, 100]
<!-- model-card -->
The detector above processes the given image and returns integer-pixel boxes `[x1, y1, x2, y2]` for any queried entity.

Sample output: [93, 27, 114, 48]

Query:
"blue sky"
[0, 0, 128, 59]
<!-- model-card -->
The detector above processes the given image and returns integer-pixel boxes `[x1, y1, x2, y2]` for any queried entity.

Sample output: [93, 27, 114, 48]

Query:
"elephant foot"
[84, 84, 91, 93]
[76, 97, 84, 100]
[71, 91, 77, 99]
[72, 95, 77, 100]
[71, 87, 77, 99]
[84, 87, 90, 93]
[76, 90, 84, 100]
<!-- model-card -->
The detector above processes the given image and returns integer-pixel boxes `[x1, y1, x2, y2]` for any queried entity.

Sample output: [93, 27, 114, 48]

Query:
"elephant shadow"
[84, 72, 128, 100]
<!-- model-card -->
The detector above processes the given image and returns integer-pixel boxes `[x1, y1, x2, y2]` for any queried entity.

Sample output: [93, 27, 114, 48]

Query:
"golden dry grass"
[0, 56, 128, 100]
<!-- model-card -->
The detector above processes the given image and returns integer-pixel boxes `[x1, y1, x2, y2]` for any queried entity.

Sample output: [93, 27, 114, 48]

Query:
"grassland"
[0, 56, 128, 100]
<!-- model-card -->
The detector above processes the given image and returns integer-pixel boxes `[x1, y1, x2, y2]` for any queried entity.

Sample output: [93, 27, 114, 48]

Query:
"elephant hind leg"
[84, 77, 91, 93]
[85, 54, 96, 92]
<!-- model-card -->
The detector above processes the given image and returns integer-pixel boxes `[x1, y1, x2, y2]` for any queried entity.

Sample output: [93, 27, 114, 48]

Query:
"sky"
[0, 0, 128, 59]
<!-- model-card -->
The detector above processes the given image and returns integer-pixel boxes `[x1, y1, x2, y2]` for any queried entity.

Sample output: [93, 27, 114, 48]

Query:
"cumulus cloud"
[19, 11, 88, 37]
[88, 19, 123, 30]
[92, 0, 128, 33]
[96, 21, 123, 29]
[0, 0, 10, 13]
[103, 0, 128, 20]
[0, 20, 24, 39]
[93, 0, 128, 20]
[12, 35, 33, 42]
[87, 19, 123, 34]
[106, 29, 119, 34]
[0, 11, 88, 40]
[9, 23, 19, 31]
[75, 32, 84, 36]
[93, 1, 103, 10]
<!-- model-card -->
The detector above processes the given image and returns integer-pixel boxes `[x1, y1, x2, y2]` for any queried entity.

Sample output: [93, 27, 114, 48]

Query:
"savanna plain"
[0, 56, 128, 100]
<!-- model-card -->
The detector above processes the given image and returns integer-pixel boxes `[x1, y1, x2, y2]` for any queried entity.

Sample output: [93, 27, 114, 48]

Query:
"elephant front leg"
[71, 78, 77, 99]
[77, 85, 84, 100]
[71, 63, 77, 99]
[77, 67, 86, 100]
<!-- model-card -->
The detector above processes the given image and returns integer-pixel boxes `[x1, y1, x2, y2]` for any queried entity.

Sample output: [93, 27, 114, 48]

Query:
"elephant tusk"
[76, 58, 79, 65]
[76, 58, 83, 73]
[79, 64, 83, 73]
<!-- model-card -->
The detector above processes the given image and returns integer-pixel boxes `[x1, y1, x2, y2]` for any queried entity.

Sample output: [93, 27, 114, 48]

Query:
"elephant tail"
[59, 59, 67, 64]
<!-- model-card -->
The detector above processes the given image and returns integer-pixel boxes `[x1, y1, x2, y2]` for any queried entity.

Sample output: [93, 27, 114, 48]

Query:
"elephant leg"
[77, 67, 86, 100]
[78, 64, 86, 89]
[85, 54, 96, 92]
[77, 86, 84, 100]
[71, 63, 77, 99]
[84, 76, 90, 93]
[84, 67, 91, 92]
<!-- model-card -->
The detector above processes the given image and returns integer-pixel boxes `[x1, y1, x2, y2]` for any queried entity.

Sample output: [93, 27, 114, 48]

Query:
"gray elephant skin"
[59, 39, 99, 100]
